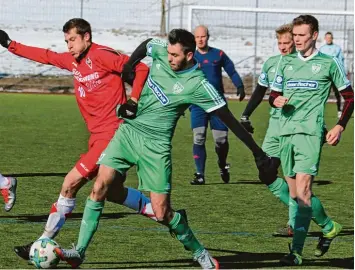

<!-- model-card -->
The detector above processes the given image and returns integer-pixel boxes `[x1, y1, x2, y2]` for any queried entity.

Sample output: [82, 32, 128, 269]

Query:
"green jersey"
[124, 38, 226, 142]
[258, 54, 283, 118]
[271, 51, 350, 137]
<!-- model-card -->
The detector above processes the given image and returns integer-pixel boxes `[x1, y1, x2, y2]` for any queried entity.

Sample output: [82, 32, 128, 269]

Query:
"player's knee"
[91, 179, 108, 201]
[61, 174, 87, 197]
[193, 127, 206, 145]
[212, 130, 228, 145]
[91, 168, 114, 201]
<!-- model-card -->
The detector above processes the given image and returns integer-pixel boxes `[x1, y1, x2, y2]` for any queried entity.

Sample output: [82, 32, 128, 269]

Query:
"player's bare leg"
[281, 173, 312, 266]
[14, 166, 157, 261]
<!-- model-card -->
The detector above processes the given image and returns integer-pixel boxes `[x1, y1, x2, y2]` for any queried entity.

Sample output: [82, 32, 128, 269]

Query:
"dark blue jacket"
[195, 47, 243, 95]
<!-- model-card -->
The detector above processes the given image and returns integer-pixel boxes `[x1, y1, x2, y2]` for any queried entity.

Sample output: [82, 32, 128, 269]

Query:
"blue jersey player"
[190, 25, 245, 185]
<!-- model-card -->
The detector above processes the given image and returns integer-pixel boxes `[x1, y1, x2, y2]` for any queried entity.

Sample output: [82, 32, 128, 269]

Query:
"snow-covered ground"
[0, 0, 353, 77]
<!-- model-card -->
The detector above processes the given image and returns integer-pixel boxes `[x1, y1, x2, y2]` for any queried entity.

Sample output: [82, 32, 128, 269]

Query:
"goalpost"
[187, 6, 354, 92]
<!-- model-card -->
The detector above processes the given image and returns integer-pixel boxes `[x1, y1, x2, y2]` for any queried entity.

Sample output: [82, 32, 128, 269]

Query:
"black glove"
[0, 30, 11, 48]
[240, 115, 254, 134]
[254, 152, 280, 186]
[121, 63, 135, 86]
[237, 85, 245, 101]
[117, 99, 138, 119]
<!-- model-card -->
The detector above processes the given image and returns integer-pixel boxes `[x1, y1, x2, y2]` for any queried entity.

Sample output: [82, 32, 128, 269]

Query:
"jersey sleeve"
[190, 79, 226, 113]
[258, 60, 270, 87]
[8, 41, 72, 70]
[95, 49, 149, 100]
[330, 57, 351, 91]
[221, 51, 243, 88]
[95, 48, 128, 73]
[146, 38, 168, 60]
[270, 60, 285, 93]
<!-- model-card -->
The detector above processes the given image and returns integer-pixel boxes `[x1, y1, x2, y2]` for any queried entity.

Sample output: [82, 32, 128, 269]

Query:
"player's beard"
[172, 58, 188, 72]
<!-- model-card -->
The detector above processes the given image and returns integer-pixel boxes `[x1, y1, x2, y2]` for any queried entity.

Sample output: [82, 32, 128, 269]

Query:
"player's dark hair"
[168, 29, 196, 55]
[63, 18, 92, 42]
[325, 31, 333, 37]
[292, 15, 319, 34]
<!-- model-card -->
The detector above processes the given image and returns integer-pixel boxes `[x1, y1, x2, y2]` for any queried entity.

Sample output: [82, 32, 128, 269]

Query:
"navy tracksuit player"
[190, 25, 245, 185]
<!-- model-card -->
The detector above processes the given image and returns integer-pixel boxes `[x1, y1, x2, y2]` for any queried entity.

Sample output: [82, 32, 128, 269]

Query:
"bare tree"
[160, 0, 166, 36]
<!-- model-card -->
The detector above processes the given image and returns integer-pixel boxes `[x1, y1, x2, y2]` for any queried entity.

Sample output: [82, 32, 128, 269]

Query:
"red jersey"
[8, 42, 148, 136]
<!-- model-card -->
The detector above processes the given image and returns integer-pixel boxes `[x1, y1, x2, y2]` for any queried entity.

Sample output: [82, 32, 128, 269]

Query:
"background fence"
[0, 0, 353, 93]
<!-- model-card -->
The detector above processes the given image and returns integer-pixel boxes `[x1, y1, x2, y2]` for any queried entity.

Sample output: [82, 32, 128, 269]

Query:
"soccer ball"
[29, 238, 60, 269]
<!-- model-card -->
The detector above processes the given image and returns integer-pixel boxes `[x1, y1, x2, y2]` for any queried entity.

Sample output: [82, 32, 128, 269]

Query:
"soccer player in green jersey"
[269, 15, 353, 266]
[55, 29, 276, 269]
[241, 24, 339, 240]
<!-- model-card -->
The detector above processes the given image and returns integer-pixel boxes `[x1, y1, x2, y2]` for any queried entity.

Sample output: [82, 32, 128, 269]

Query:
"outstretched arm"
[214, 105, 280, 183]
[214, 105, 264, 157]
[0, 30, 71, 70]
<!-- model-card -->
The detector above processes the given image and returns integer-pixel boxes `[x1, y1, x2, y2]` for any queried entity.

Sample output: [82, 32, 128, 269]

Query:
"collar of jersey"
[175, 58, 199, 74]
[297, 49, 319, 61]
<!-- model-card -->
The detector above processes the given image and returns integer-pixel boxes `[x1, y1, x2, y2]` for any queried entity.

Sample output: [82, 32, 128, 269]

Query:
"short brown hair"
[63, 18, 92, 41]
[292, 15, 319, 34]
[275, 23, 293, 39]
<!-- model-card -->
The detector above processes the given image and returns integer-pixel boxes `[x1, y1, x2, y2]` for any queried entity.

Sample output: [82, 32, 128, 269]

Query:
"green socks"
[292, 206, 312, 254]
[76, 197, 104, 256]
[267, 178, 333, 234]
[311, 195, 333, 234]
[267, 177, 290, 206]
[169, 211, 204, 256]
[288, 197, 298, 229]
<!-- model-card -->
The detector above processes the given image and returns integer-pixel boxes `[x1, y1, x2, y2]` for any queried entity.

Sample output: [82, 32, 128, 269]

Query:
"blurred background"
[0, 0, 353, 96]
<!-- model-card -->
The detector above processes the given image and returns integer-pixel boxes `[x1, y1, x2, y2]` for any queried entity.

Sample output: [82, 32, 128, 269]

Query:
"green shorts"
[262, 116, 280, 158]
[279, 134, 323, 177]
[98, 124, 172, 194]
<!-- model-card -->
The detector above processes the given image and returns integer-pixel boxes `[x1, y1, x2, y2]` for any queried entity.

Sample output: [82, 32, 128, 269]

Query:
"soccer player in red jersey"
[0, 18, 159, 260]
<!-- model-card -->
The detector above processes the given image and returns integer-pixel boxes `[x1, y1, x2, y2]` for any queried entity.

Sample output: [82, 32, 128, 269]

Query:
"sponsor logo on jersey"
[79, 162, 89, 172]
[147, 76, 170, 105]
[86, 57, 93, 69]
[156, 63, 161, 70]
[270, 68, 276, 73]
[312, 63, 321, 74]
[274, 75, 283, 85]
[78, 86, 86, 98]
[259, 72, 267, 80]
[147, 44, 153, 55]
[286, 65, 293, 71]
[173, 81, 184, 94]
[286, 80, 319, 89]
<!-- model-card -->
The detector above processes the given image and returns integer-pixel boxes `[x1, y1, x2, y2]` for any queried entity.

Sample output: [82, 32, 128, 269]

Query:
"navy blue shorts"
[190, 105, 228, 131]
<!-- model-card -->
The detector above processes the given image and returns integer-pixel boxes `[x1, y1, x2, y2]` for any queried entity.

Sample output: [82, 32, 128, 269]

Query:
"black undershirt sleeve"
[337, 85, 354, 129]
[242, 84, 268, 117]
[127, 38, 153, 67]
